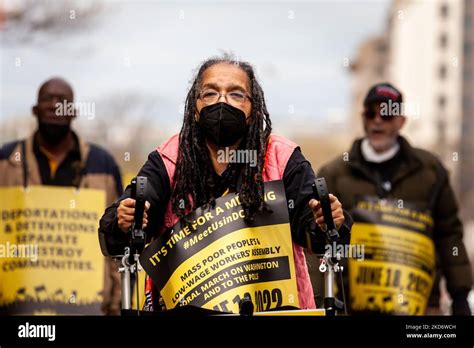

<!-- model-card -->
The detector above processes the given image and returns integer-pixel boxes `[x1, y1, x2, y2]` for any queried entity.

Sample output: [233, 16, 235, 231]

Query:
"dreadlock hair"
[171, 53, 272, 222]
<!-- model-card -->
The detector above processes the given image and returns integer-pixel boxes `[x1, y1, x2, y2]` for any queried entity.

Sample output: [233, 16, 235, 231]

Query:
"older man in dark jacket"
[317, 83, 471, 315]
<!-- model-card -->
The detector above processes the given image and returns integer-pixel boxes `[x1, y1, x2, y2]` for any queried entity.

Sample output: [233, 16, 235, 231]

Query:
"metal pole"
[321, 250, 343, 316]
[324, 258, 334, 299]
[120, 247, 132, 310]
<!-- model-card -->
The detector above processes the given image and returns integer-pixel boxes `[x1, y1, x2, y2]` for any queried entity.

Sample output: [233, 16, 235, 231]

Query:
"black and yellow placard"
[0, 186, 105, 315]
[349, 196, 435, 315]
[140, 180, 299, 313]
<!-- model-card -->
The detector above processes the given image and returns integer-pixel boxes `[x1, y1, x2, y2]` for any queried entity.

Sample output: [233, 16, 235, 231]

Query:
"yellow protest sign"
[0, 186, 105, 315]
[349, 197, 435, 315]
[140, 180, 299, 313]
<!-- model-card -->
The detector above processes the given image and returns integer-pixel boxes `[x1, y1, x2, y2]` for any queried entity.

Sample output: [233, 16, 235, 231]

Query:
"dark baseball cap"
[364, 82, 403, 106]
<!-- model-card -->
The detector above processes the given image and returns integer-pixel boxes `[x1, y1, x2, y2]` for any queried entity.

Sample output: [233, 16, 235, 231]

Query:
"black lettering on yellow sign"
[140, 180, 299, 313]
[213, 288, 283, 312]
[1, 209, 99, 221]
[15, 233, 79, 245]
[349, 196, 435, 315]
[355, 266, 383, 286]
[0, 186, 105, 315]
[172, 257, 289, 307]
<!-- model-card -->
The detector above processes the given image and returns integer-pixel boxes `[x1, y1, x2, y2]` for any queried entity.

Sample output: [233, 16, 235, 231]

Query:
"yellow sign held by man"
[0, 186, 105, 315]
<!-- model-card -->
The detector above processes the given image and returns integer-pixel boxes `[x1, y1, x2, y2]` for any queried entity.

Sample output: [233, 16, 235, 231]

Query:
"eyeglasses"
[363, 110, 395, 122]
[199, 89, 252, 107]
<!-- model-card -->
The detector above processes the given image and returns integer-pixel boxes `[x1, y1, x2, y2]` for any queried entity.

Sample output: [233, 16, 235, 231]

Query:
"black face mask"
[198, 102, 248, 147]
[38, 121, 70, 146]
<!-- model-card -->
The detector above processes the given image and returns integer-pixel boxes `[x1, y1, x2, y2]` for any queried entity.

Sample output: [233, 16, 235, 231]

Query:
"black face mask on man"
[38, 121, 71, 146]
[198, 102, 249, 147]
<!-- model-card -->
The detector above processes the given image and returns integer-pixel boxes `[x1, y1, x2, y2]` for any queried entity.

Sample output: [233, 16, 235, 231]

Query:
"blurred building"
[460, 0, 474, 217]
[388, 0, 464, 187]
[349, 35, 389, 137]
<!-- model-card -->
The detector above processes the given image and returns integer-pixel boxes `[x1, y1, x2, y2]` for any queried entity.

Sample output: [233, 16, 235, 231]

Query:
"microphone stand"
[118, 176, 147, 315]
[119, 247, 139, 311]
[312, 178, 345, 316]
[319, 247, 344, 316]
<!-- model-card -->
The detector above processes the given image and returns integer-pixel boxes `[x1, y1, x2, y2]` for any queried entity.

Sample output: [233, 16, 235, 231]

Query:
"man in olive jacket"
[317, 83, 471, 315]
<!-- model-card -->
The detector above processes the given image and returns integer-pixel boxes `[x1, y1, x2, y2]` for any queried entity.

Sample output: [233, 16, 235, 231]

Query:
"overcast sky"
[1, 0, 391, 138]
